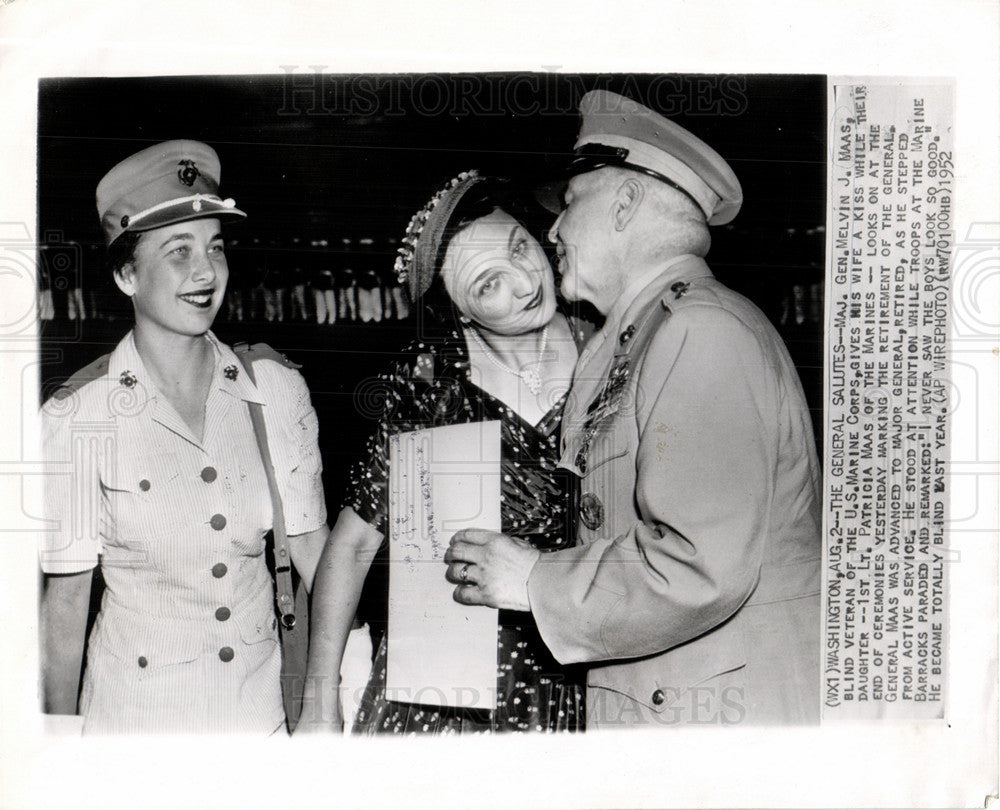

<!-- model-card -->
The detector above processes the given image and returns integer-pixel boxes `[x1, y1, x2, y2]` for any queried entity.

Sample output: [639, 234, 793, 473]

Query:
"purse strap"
[233, 341, 297, 630]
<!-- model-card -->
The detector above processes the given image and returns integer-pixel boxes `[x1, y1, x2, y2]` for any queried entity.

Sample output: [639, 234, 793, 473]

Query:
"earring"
[458, 314, 471, 324]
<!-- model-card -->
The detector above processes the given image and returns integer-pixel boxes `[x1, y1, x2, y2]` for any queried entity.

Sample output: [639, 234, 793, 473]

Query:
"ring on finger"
[459, 563, 470, 582]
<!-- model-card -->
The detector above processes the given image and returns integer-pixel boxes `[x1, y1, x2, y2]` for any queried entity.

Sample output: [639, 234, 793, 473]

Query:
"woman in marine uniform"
[39, 141, 329, 734]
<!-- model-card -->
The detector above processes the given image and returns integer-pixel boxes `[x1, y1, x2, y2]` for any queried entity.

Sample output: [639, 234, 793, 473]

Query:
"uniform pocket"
[99, 452, 180, 555]
[100, 450, 179, 494]
[589, 615, 748, 715]
[83, 616, 208, 733]
[93, 614, 203, 673]
[236, 600, 280, 646]
[581, 429, 629, 475]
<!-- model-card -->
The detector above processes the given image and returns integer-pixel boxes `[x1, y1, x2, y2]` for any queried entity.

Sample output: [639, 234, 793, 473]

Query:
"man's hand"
[445, 529, 540, 612]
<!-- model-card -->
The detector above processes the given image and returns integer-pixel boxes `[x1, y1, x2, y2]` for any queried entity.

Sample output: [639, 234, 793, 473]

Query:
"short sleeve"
[39, 395, 101, 574]
[343, 365, 409, 536]
[343, 345, 460, 535]
[255, 362, 327, 537]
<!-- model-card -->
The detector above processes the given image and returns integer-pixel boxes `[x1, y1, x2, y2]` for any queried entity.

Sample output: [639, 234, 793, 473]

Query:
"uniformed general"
[446, 90, 822, 728]
[39, 141, 329, 734]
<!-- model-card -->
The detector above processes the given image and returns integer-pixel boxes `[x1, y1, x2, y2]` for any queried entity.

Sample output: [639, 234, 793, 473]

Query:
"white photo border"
[0, 2, 996, 809]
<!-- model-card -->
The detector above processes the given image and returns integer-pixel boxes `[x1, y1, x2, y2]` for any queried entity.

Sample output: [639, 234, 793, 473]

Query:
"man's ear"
[612, 177, 645, 232]
[113, 261, 136, 297]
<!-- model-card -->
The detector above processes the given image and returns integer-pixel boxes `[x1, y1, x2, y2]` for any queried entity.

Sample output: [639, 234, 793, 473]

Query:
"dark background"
[37, 73, 827, 625]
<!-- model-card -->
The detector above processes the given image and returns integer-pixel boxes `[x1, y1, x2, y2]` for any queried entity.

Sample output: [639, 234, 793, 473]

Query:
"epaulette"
[49, 353, 111, 401]
[232, 341, 302, 370]
[658, 278, 713, 313]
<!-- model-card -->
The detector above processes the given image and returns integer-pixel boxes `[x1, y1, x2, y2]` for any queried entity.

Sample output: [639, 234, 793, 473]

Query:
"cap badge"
[119, 370, 138, 389]
[223, 364, 239, 381]
[177, 159, 200, 187]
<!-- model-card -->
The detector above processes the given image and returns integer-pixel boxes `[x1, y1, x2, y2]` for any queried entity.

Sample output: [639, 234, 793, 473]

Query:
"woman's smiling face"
[440, 208, 556, 336]
[114, 218, 228, 337]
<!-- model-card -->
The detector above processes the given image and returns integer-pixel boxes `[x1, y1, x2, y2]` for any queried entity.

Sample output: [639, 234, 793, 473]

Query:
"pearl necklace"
[468, 324, 549, 395]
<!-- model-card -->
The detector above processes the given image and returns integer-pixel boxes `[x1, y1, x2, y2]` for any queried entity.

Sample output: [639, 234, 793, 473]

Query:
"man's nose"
[547, 211, 564, 244]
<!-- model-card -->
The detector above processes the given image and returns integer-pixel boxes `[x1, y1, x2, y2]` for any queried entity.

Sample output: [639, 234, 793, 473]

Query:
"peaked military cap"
[96, 140, 246, 245]
[557, 90, 743, 225]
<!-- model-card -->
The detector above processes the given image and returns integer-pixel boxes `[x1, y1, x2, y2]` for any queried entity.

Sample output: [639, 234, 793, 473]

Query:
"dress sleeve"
[343, 363, 411, 536]
[342, 343, 460, 535]
[256, 362, 327, 537]
[39, 395, 101, 574]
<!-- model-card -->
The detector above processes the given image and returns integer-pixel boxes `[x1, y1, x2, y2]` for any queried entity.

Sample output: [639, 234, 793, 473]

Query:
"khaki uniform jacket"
[527, 256, 822, 727]
[40, 332, 326, 733]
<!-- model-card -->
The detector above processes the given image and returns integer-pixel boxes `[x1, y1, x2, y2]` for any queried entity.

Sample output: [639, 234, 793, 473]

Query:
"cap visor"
[534, 179, 568, 215]
[127, 199, 247, 234]
[707, 200, 740, 226]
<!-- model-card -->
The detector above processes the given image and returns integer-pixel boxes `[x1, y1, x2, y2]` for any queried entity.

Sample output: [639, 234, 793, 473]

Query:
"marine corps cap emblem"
[177, 159, 200, 187]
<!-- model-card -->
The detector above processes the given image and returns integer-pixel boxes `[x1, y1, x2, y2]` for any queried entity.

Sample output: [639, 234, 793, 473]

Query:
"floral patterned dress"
[347, 321, 586, 733]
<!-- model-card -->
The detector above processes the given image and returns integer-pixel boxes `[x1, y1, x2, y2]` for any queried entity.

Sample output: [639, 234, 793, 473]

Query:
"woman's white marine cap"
[566, 90, 743, 225]
[96, 140, 247, 245]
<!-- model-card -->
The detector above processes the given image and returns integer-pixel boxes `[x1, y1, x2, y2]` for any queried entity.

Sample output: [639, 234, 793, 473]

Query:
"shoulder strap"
[50, 353, 112, 401]
[234, 341, 302, 370]
[612, 292, 671, 366]
[232, 342, 297, 630]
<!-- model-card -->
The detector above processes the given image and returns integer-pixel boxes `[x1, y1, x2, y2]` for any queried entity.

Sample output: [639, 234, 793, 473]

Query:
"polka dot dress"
[347, 325, 586, 734]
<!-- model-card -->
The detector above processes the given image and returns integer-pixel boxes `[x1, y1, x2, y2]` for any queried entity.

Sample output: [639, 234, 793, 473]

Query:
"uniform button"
[219, 647, 235, 663]
[580, 492, 605, 531]
[211, 562, 228, 578]
[619, 324, 636, 345]
[139, 479, 151, 491]
[137, 656, 148, 668]
[200, 466, 217, 483]
[215, 606, 231, 622]
[651, 689, 666, 706]
[210, 513, 227, 531]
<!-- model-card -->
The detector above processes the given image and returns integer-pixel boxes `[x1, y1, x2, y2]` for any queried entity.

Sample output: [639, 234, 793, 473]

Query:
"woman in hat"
[300, 172, 588, 734]
[39, 141, 329, 734]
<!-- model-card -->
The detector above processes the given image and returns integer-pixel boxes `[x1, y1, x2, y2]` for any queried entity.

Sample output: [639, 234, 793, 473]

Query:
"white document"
[387, 421, 501, 710]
